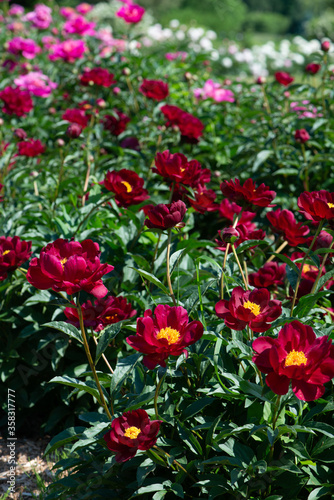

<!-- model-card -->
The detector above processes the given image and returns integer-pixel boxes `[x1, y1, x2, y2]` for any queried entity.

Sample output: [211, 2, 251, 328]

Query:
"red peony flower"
[220, 178, 276, 209]
[215, 286, 281, 333]
[248, 262, 286, 288]
[102, 168, 149, 208]
[120, 136, 140, 151]
[275, 71, 294, 86]
[103, 110, 130, 136]
[266, 208, 309, 246]
[80, 68, 116, 87]
[145, 200, 187, 230]
[0, 236, 32, 281]
[64, 295, 136, 332]
[298, 190, 334, 222]
[160, 104, 204, 142]
[103, 409, 161, 463]
[126, 304, 204, 369]
[17, 138, 45, 157]
[294, 129, 310, 143]
[187, 188, 217, 213]
[139, 79, 169, 101]
[62, 108, 89, 129]
[153, 150, 189, 184]
[305, 63, 321, 75]
[252, 320, 334, 401]
[0, 86, 33, 117]
[26, 238, 113, 298]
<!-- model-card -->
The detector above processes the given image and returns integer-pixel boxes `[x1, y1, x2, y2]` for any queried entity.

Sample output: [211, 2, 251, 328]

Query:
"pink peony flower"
[9, 4, 25, 16]
[76, 3, 94, 15]
[194, 79, 234, 103]
[7, 37, 41, 59]
[49, 39, 88, 62]
[24, 4, 52, 29]
[14, 71, 57, 97]
[116, 1, 145, 24]
[63, 15, 96, 36]
[165, 51, 188, 61]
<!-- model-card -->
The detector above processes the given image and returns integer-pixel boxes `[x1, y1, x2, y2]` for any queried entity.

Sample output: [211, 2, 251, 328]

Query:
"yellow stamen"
[302, 264, 317, 274]
[105, 314, 117, 321]
[285, 349, 308, 367]
[243, 301, 261, 316]
[156, 326, 180, 345]
[2, 250, 10, 256]
[124, 426, 141, 439]
[60, 257, 68, 268]
[328, 202, 334, 209]
[121, 181, 132, 193]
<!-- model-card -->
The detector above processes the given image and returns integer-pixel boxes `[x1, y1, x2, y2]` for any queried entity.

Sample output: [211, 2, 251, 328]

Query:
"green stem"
[154, 374, 165, 420]
[231, 244, 248, 289]
[73, 194, 115, 237]
[196, 259, 207, 330]
[76, 296, 112, 421]
[301, 143, 309, 191]
[265, 240, 288, 264]
[311, 238, 334, 293]
[166, 228, 177, 306]
[290, 221, 324, 316]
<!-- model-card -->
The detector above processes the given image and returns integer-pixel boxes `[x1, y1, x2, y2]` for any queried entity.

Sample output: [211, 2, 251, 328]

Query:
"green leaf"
[170, 248, 186, 276]
[110, 353, 142, 394]
[95, 323, 122, 363]
[294, 291, 333, 318]
[235, 239, 269, 254]
[272, 254, 300, 274]
[177, 421, 203, 455]
[181, 397, 215, 421]
[308, 486, 333, 500]
[314, 269, 334, 293]
[253, 150, 272, 171]
[49, 375, 102, 404]
[131, 268, 169, 295]
[43, 321, 83, 344]
[44, 427, 85, 456]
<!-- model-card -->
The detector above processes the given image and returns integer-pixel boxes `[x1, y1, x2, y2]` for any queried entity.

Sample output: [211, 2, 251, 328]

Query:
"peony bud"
[14, 128, 27, 140]
[67, 123, 82, 139]
[321, 40, 330, 52]
[221, 227, 239, 244]
[294, 129, 310, 143]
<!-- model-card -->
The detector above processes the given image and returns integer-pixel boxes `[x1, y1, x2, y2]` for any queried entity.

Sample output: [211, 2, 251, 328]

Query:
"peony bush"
[1, 1, 334, 499]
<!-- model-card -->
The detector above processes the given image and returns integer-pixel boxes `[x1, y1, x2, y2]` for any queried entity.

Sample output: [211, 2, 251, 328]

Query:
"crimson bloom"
[215, 286, 282, 333]
[298, 190, 334, 222]
[275, 71, 294, 86]
[0, 86, 33, 117]
[17, 138, 45, 157]
[248, 262, 286, 289]
[252, 320, 334, 401]
[103, 409, 161, 463]
[160, 104, 204, 142]
[126, 304, 204, 369]
[26, 238, 113, 298]
[139, 79, 169, 101]
[80, 68, 116, 87]
[62, 108, 89, 129]
[305, 63, 321, 75]
[64, 295, 136, 332]
[0, 236, 32, 281]
[103, 110, 130, 136]
[187, 188, 217, 213]
[144, 200, 186, 229]
[294, 129, 310, 143]
[102, 169, 149, 208]
[220, 178, 276, 210]
[218, 199, 255, 224]
[153, 150, 189, 184]
[266, 208, 309, 246]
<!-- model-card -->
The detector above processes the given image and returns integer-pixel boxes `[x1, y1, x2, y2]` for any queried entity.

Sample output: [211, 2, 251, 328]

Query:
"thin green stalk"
[301, 143, 309, 191]
[290, 221, 324, 316]
[196, 260, 207, 331]
[154, 374, 165, 420]
[311, 238, 334, 293]
[76, 296, 112, 421]
[231, 244, 248, 289]
[166, 228, 177, 306]
[73, 194, 115, 237]
[153, 446, 197, 483]
[265, 240, 288, 264]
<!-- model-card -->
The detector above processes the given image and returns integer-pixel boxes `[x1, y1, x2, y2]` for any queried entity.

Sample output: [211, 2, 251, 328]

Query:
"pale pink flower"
[24, 4, 52, 29]
[194, 79, 234, 103]
[41, 36, 59, 50]
[7, 37, 41, 59]
[49, 39, 88, 63]
[9, 4, 24, 16]
[165, 51, 188, 61]
[14, 71, 57, 97]
[76, 3, 94, 15]
[63, 15, 96, 36]
[59, 7, 76, 19]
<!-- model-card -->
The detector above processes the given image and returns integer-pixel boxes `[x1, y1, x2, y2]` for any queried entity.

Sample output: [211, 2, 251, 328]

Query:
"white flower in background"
[222, 57, 233, 67]
[169, 19, 180, 28]
[176, 30, 185, 40]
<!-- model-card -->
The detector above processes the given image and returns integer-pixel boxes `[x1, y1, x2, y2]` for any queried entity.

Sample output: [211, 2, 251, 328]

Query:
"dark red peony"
[145, 200, 187, 229]
[0, 86, 33, 117]
[187, 188, 217, 213]
[80, 67, 116, 87]
[153, 150, 210, 190]
[294, 129, 310, 143]
[266, 208, 309, 246]
[62, 108, 89, 129]
[139, 79, 169, 101]
[252, 320, 334, 401]
[126, 304, 204, 369]
[64, 295, 137, 332]
[102, 168, 149, 208]
[305, 63, 321, 75]
[248, 262, 286, 289]
[0, 236, 32, 281]
[215, 286, 282, 333]
[275, 71, 294, 86]
[26, 238, 113, 298]
[17, 138, 46, 157]
[103, 409, 161, 463]
[298, 190, 334, 222]
[103, 110, 130, 136]
[218, 198, 255, 224]
[220, 178, 276, 209]
[160, 104, 204, 142]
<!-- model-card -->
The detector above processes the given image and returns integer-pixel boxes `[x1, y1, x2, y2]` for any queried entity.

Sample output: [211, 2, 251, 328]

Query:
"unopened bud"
[221, 227, 239, 244]
[122, 68, 131, 76]
[57, 138, 65, 147]
[321, 40, 330, 52]
[14, 128, 27, 140]
[66, 123, 82, 139]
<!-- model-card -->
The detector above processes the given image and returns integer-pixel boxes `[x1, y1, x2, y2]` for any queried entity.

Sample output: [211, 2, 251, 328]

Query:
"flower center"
[124, 426, 141, 439]
[60, 257, 68, 268]
[327, 202, 334, 208]
[243, 301, 261, 316]
[302, 264, 316, 273]
[121, 181, 132, 193]
[1, 250, 10, 256]
[156, 326, 181, 344]
[285, 349, 308, 367]
[105, 314, 117, 322]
